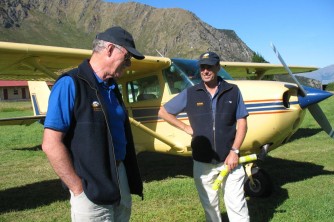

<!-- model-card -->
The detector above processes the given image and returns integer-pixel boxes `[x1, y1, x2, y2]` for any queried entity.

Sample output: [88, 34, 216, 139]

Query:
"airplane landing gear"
[244, 166, 273, 197]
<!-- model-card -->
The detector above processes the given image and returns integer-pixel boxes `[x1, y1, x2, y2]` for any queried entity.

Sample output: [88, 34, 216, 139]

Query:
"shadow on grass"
[248, 156, 334, 221]
[136, 152, 193, 181]
[137, 152, 334, 222]
[288, 128, 322, 142]
[1, 151, 332, 220]
[12, 144, 42, 151]
[0, 179, 68, 214]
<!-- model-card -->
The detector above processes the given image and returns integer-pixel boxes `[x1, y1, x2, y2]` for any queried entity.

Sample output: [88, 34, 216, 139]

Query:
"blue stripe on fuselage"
[130, 101, 299, 122]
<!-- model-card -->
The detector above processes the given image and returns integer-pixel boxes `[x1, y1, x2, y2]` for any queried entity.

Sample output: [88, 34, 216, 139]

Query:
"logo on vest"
[196, 102, 204, 106]
[92, 101, 102, 111]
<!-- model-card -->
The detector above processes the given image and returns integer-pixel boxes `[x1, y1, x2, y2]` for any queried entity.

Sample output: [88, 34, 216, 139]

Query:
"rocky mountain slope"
[0, 0, 254, 61]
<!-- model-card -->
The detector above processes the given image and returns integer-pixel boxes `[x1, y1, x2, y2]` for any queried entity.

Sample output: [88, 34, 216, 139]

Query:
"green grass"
[0, 101, 33, 114]
[326, 82, 334, 91]
[1, 98, 334, 222]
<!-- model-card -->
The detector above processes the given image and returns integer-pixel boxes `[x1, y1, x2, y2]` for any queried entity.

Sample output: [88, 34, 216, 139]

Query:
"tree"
[252, 52, 268, 63]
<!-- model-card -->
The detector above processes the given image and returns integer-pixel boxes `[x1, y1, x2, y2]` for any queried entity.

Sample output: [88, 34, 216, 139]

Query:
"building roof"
[0, 81, 28, 87]
[0, 81, 53, 87]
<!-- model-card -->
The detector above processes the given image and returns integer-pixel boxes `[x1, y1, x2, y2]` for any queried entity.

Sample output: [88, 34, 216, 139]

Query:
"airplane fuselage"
[0, 41, 330, 159]
[118, 60, 306, 156]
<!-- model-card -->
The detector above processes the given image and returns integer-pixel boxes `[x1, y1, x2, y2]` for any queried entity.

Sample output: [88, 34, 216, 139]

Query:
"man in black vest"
[159, 52, 250, 221]
[42, 26, 144, 222]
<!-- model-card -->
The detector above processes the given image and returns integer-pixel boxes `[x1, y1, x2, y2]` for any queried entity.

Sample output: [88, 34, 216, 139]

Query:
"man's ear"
[215, 63, 221, 71]
[107, 44, 114, 57]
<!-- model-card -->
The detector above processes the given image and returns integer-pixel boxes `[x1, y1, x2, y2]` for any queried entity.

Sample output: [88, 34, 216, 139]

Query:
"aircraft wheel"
[244, 169, 272, 197]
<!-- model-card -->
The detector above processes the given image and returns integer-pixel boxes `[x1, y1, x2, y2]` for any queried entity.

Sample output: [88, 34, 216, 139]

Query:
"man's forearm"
[158, 106, 187, 131]
[42, 129, 83, 195]
[48, 145, 82, 194]
[232, 118, 247, 149]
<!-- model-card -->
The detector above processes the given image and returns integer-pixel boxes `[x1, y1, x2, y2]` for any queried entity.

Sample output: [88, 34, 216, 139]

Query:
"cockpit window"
[163, 65, 193, 94]
[165, 58, 233, 93]
[126, 75, 161, 103]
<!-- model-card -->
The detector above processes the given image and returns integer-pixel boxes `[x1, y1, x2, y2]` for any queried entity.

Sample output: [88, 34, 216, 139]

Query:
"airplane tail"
[27, 81, 50, 116]
[0, 81, 49, 126]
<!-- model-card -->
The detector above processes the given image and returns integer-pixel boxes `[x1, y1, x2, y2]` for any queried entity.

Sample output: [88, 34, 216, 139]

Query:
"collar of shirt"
[93, 72, 115, 90]
[210, 77, 223, 116]
[92, 73, 126, 161]
[211, 77, 222, 99]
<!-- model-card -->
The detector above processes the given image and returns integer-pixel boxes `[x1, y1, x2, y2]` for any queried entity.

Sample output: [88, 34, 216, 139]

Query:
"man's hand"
[183, 124, 193, 135]
[224, 151, 239, 171]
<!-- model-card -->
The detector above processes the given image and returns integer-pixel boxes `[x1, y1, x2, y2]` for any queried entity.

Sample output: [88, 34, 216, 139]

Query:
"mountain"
[0, 0, 255, 61]
[296, 64, 334, 85]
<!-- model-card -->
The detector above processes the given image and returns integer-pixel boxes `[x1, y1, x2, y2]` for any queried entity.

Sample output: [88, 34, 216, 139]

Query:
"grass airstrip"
[0, 98, 333, 221]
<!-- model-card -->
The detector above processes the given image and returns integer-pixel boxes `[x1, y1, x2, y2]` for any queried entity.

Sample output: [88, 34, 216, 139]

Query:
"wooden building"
[0, 81, 53, 101]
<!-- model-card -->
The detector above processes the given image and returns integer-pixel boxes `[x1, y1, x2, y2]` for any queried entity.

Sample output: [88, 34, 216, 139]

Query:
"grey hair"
[92, 39, 108, 53]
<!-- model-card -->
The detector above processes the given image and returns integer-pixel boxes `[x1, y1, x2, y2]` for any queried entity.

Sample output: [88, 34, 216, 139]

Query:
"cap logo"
[202, 53, 210, 59]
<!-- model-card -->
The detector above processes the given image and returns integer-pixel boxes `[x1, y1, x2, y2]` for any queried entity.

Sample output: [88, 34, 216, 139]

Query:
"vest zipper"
[80, 76, 122, 200]
[212, 100, 216, 153]
[211, 87, 231, 156]
[96, 89, 121, 188]
[206, 91, 217, 153]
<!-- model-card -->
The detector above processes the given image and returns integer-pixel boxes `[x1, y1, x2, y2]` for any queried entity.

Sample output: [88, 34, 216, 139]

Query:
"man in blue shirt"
[159, 52, 250, 222]
[42, 26, 144, 222]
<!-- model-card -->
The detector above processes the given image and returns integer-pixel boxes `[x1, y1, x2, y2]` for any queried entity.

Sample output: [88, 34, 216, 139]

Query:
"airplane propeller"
[271, 43, 334, 139]
[308, 104, 334, 138]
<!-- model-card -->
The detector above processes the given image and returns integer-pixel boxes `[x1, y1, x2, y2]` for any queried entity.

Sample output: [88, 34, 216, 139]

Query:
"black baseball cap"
[96, 26, 145, 60]
[198, 52, 220, 65]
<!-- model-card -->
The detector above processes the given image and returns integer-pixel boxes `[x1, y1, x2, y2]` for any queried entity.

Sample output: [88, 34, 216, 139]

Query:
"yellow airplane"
[0, 41, 333, 197]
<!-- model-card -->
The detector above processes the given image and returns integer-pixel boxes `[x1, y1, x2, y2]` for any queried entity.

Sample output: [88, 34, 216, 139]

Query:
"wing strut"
[24, 57, 59, 80]
[128, 117, 189, 153]
[271, 43, 307, 96]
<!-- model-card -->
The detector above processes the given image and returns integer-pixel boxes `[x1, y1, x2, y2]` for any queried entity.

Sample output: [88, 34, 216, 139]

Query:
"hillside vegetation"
[0, 0, 254, 60]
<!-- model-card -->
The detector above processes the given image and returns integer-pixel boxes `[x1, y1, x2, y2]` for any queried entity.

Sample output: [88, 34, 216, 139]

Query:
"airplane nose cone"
[298, 86, 333, 109]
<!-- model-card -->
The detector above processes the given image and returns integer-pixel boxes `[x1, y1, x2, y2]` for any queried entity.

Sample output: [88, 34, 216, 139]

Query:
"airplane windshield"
[165, 58, 233, 93]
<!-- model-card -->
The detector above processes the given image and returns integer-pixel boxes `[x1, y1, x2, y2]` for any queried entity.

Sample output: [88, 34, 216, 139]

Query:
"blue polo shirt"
[44, 75, 127, 160]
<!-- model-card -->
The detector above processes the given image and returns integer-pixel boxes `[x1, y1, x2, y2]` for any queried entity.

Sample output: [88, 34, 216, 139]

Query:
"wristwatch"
[231, 148, 240, 155]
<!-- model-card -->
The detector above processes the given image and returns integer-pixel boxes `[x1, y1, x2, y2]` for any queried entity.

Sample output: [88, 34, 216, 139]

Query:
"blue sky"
[107, 0, 334, 68]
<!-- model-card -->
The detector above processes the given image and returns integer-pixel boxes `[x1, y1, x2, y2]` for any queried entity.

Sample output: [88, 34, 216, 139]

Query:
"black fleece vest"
[61, 60, 143, 205]
[186, 79, 239, 164]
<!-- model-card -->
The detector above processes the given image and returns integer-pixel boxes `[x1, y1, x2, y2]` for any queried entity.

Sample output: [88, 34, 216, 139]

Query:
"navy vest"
[61, 60, 143, 205]
[186, 79, 239, 164]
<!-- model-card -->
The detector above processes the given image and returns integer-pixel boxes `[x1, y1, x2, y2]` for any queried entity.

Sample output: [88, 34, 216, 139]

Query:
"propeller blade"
[271, 43, 307, 96]
[271, 43, 334, 139]
[308, 104, 334, 138]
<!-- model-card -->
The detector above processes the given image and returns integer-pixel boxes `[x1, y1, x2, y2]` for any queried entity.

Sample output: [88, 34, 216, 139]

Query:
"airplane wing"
[0, 41, 171, 125]
[220, 61, 318, 79]
[0, 41, 91, 81]
[0, 41, 171, 81]
[0, 41, 316, 81]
